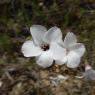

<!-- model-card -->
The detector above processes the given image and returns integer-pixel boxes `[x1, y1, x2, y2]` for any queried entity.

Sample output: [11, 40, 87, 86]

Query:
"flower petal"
[63, 32, 77, 48]
[85, 65, 92, 71]
[21, 40, 42, 57]
[70, 43, 85, 57]
[50, 42, 66, 61]
[36, 51, 53, 68]
[44, 27, 63, 44]
[30, 25, 47, 46]
[66, 51, 80, 68]
[84, 69, 95, 80]
[55, 56, 67, 65]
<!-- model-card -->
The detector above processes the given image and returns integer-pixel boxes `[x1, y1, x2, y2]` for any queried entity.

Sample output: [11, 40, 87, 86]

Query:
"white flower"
[75, 65, 95, 80]
[83, 65, 95, 80]
[56, 32, 85, 68]
[21, 25, 66, 68]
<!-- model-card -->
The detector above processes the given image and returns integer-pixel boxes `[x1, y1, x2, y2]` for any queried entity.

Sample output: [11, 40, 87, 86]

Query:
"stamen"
[41, 43, 49, 51]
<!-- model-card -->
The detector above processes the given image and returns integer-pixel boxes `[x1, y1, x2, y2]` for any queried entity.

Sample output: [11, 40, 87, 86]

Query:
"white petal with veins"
[44, 27, 63, 44]
[36, 51, 53, 68]
[30, 25, 47, 46]
[63, 32, 77, 48]
[21, 40, 42, 57]
[50, 42, 66, 61]
[66, 51, 80, 68]
[55, 56, 67, 65]
[70, 43, 85, 57]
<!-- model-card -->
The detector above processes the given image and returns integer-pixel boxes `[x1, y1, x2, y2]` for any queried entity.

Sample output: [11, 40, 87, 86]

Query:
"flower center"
[41, 43, 50, 51]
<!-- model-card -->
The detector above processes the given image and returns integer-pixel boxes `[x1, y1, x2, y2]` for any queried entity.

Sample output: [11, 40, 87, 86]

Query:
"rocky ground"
[0, 62, 95, 95]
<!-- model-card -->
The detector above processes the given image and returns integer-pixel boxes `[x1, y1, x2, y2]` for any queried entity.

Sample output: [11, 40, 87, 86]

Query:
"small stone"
[39, 2, 43, 6]
[10, 82, 23, 95]
[40, 71, 48, 79]
[0, 81, 3, 87]
[42, 79, 50, 86]
[74, 79, 82, 88]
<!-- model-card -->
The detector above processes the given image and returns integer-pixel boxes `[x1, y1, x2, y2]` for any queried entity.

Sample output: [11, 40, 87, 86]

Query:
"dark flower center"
[41, 44, 49, 51]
